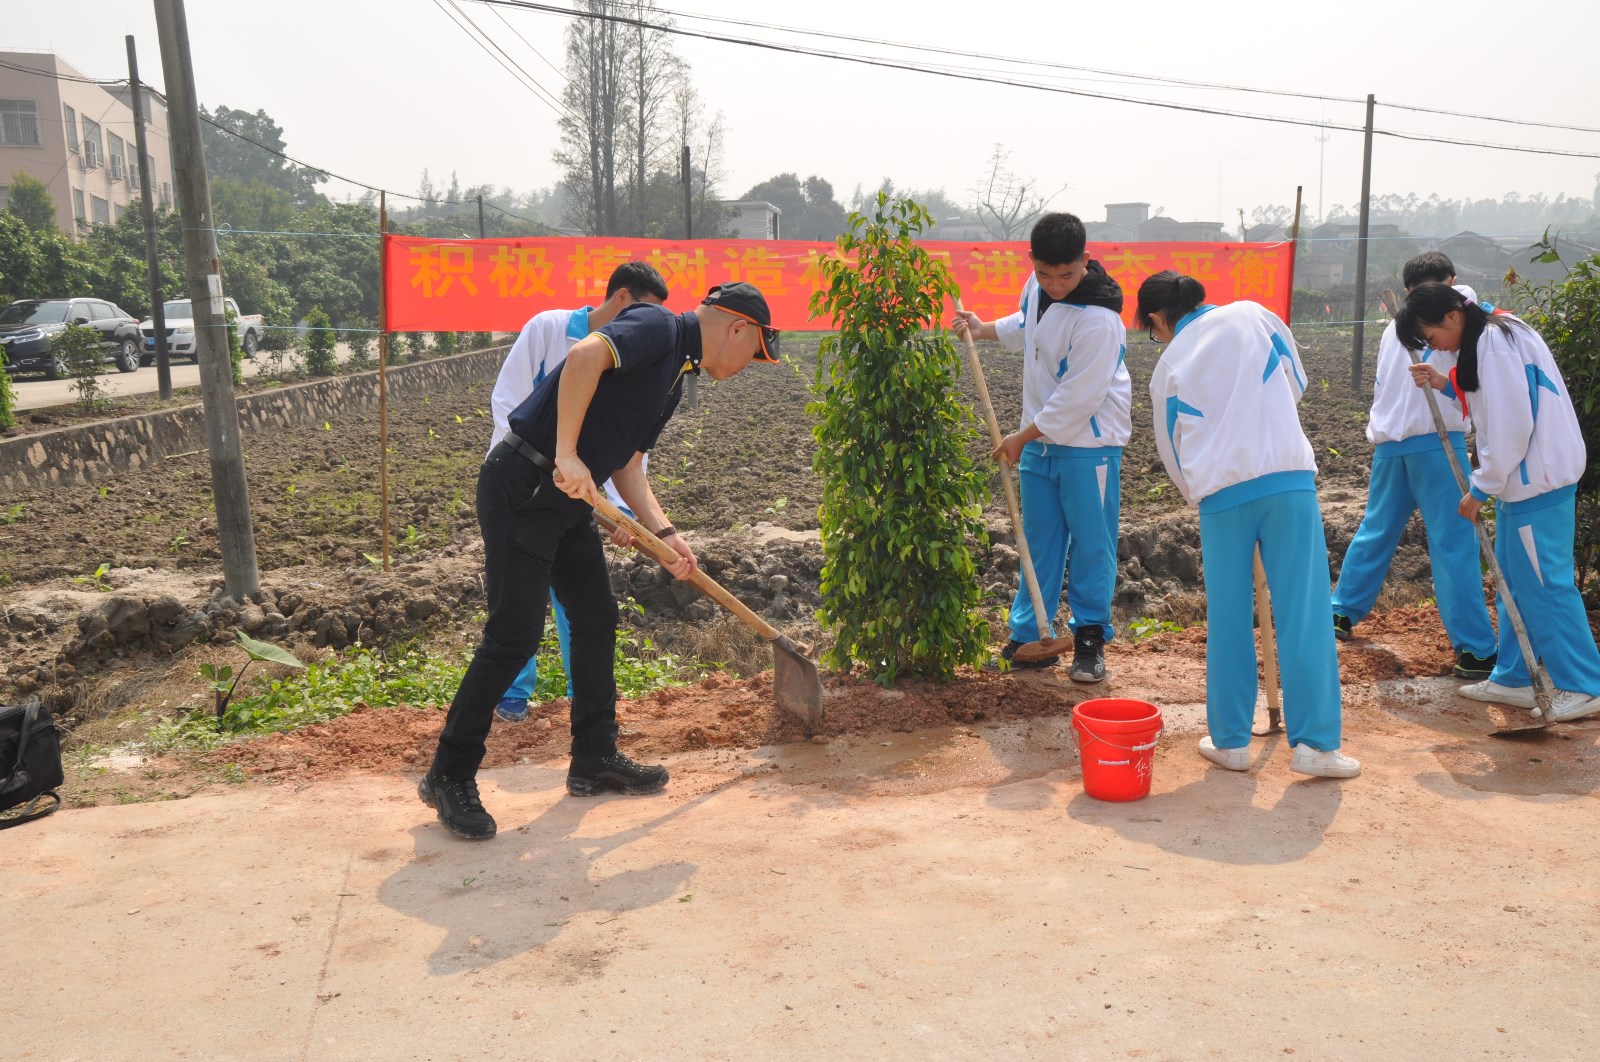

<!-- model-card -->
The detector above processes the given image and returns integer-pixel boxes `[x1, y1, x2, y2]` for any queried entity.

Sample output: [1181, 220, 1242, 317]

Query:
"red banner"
[382, 235, 1295, 333]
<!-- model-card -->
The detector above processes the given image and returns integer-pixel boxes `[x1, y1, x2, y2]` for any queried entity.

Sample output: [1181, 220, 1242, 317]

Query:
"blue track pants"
[503, 591, 572, 701]
[1200, 485, 1343, 751]
[1008, 443, 1121, 642]
[1331, 434, 1495, 655]
[1485, 487, 1600, 695]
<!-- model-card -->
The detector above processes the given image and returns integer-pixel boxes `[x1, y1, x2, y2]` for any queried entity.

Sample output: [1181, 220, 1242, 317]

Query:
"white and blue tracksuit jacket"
[1149, 301, 1343, 751]
[992, 275, 1130, 640]
[1462, 316, 1600, 695]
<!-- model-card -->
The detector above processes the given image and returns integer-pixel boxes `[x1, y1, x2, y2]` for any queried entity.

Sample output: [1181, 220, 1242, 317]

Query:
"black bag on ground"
[0, 698, 64, 829]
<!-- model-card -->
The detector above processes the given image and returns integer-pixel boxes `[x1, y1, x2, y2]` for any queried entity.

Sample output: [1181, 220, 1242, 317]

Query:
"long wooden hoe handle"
[590, 495, 784, 643]
[1383, 289, 1553, 719]
[954, 298, 1054, 641]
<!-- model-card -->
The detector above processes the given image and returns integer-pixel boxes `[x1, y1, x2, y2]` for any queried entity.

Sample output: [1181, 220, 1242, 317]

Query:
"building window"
[91, 194, 110, 226]
[82, 116, 103, 168]
[109, 132, 126, 180]
[162, 181, 172, 206]
[73, 187, 86, 222]
[0, 99, 41, 147]
[63, 103, 79, 151]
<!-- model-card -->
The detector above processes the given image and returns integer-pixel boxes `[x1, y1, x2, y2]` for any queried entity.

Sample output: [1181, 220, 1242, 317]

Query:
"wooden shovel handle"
[591, 495, 783, 642]
[1254, 547, 1281, 717]
[1384, 288, 1553, 713]
[954, 298, 1053, 641]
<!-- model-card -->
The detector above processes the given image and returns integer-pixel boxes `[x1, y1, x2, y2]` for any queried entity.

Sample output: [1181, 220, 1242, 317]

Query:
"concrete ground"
[5, 679, 1598, 1060]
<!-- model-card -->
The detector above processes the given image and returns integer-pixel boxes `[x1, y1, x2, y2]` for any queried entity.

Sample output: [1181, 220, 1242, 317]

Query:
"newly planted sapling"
[809, 194, 990, 683]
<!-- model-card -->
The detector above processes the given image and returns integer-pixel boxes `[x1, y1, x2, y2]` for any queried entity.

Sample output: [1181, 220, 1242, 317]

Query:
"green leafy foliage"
[807, 194, 989, 683]
[1518, 233, 1600, 589]
[223, 304, 245, 386]
[433, 331, 459, 357]
[1129, 617, 1185, 641]
[301, 305, 338, 376]
[52, 322, 107, 412]
[72, 561, 112, 591]
[0, 340, 15, 430]
[149, 613, 696, 749]
[343, 317, 376, 371]
[5, 170, 56, 232]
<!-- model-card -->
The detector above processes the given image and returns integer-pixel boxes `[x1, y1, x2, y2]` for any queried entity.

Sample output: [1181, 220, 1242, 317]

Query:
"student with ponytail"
[1401, 283, 1600, 722]
[1142, 271, 1358, 778]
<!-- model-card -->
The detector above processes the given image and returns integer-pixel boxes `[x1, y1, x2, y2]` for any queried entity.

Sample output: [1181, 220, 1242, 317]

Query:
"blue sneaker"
[495, 697, 529, 722]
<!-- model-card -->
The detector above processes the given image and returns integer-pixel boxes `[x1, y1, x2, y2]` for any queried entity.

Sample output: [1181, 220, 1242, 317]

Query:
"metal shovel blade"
[1011, 636, 1073, 666]
[771, 634, 825, 733]
[1485, 702, 1556, 739]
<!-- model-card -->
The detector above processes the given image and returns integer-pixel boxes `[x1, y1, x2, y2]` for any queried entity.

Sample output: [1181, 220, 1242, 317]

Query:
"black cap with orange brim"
[701, 282, 780, 363]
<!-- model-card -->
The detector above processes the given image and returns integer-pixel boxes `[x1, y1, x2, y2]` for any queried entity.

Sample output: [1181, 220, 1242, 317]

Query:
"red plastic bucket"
[1071, 698, 1163, 802]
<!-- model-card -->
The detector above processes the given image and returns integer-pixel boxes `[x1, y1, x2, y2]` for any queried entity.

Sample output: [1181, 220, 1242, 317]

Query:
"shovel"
[1384, 289, 1554, 735]
[954, 298, 1073, 665]
[591, 496, 825, 734]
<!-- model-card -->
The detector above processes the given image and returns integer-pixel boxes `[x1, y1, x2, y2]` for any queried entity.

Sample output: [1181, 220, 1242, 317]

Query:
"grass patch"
[145, 610, 706, 752]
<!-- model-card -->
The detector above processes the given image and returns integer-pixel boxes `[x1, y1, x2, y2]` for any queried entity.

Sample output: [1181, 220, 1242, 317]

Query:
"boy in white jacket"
[1140, 271, 1359, 778]
[486, 261, 669, 721]
[954, 213, 1130, 682]
[1401, 283, 1600, 723]
[1331, 252, 1497, 678]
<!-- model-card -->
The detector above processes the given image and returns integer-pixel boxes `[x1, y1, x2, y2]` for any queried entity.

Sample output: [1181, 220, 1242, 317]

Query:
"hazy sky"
[13, 0, 1600, 233]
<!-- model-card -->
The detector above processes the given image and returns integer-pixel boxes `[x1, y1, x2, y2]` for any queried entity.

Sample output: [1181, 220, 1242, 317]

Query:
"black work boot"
[418, 771, 497, 840]
[1332, 612, 1354, 641]
[1453, 649, 1496, 680]
[1070, 625, 1107, 683]
[567, 751, 669, 797]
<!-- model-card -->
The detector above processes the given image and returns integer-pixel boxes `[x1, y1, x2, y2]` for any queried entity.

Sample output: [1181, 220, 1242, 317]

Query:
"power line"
[486, 2, 570, 80]
[480, 0, 1600, 158]
[430, 0, 572, 119]
[0, 56, 125, 88]
[588, 2, 1600, 138]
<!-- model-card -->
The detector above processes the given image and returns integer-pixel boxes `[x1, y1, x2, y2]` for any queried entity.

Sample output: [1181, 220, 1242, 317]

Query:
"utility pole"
[126, 35, 171, 401]
[154, 0, 259, 599]
[681, 145, 693, 239]
[1238, 207, 1247, 243]
[1315, 120, 1332, 225]
[681, 143, 697, 408]
[1351, 93, 1376, 394]
[476, 193, 485, 239]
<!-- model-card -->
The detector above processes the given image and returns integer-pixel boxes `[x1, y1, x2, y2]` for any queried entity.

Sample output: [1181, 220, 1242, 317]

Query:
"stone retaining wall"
[0, 346, 507, 493]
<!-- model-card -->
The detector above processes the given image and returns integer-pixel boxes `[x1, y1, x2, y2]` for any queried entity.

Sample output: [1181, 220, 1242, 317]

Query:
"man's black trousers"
[430, 447, 619, 780]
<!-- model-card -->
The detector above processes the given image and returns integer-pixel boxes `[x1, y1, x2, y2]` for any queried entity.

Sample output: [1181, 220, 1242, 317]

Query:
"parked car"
[0, 298, 143, 378]
[140, 297, 265, 363]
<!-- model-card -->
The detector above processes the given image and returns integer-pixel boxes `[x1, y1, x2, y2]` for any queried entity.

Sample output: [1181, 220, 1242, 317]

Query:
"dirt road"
[7, 677, 1597, 1060]
[8, 342, 357, 411]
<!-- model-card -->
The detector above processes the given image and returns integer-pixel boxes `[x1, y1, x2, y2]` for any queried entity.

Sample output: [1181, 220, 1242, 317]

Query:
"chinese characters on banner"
[384, 235, 1296, 333]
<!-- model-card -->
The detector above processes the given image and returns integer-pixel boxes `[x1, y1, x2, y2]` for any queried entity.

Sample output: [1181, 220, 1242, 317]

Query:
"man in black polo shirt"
[419, 282, 780, 839]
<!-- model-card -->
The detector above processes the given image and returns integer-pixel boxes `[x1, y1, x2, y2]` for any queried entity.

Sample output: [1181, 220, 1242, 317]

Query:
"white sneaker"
[1458, 680, 1536, 708]
[1290, 743, 1361, 778]
[1533, 689, 1600, 724]
[1198, 736, 1251, 771]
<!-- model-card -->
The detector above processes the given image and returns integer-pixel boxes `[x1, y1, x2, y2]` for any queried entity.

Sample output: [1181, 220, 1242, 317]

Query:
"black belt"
[499, 431, 555, 473]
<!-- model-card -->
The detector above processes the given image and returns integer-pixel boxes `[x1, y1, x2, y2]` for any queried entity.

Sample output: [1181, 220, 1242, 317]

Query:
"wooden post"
[154, 0, 259, 599]
[378, 191, 392, 573]
[1286, 185, 1303, 325]
[1351, 93, 1376, 393]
